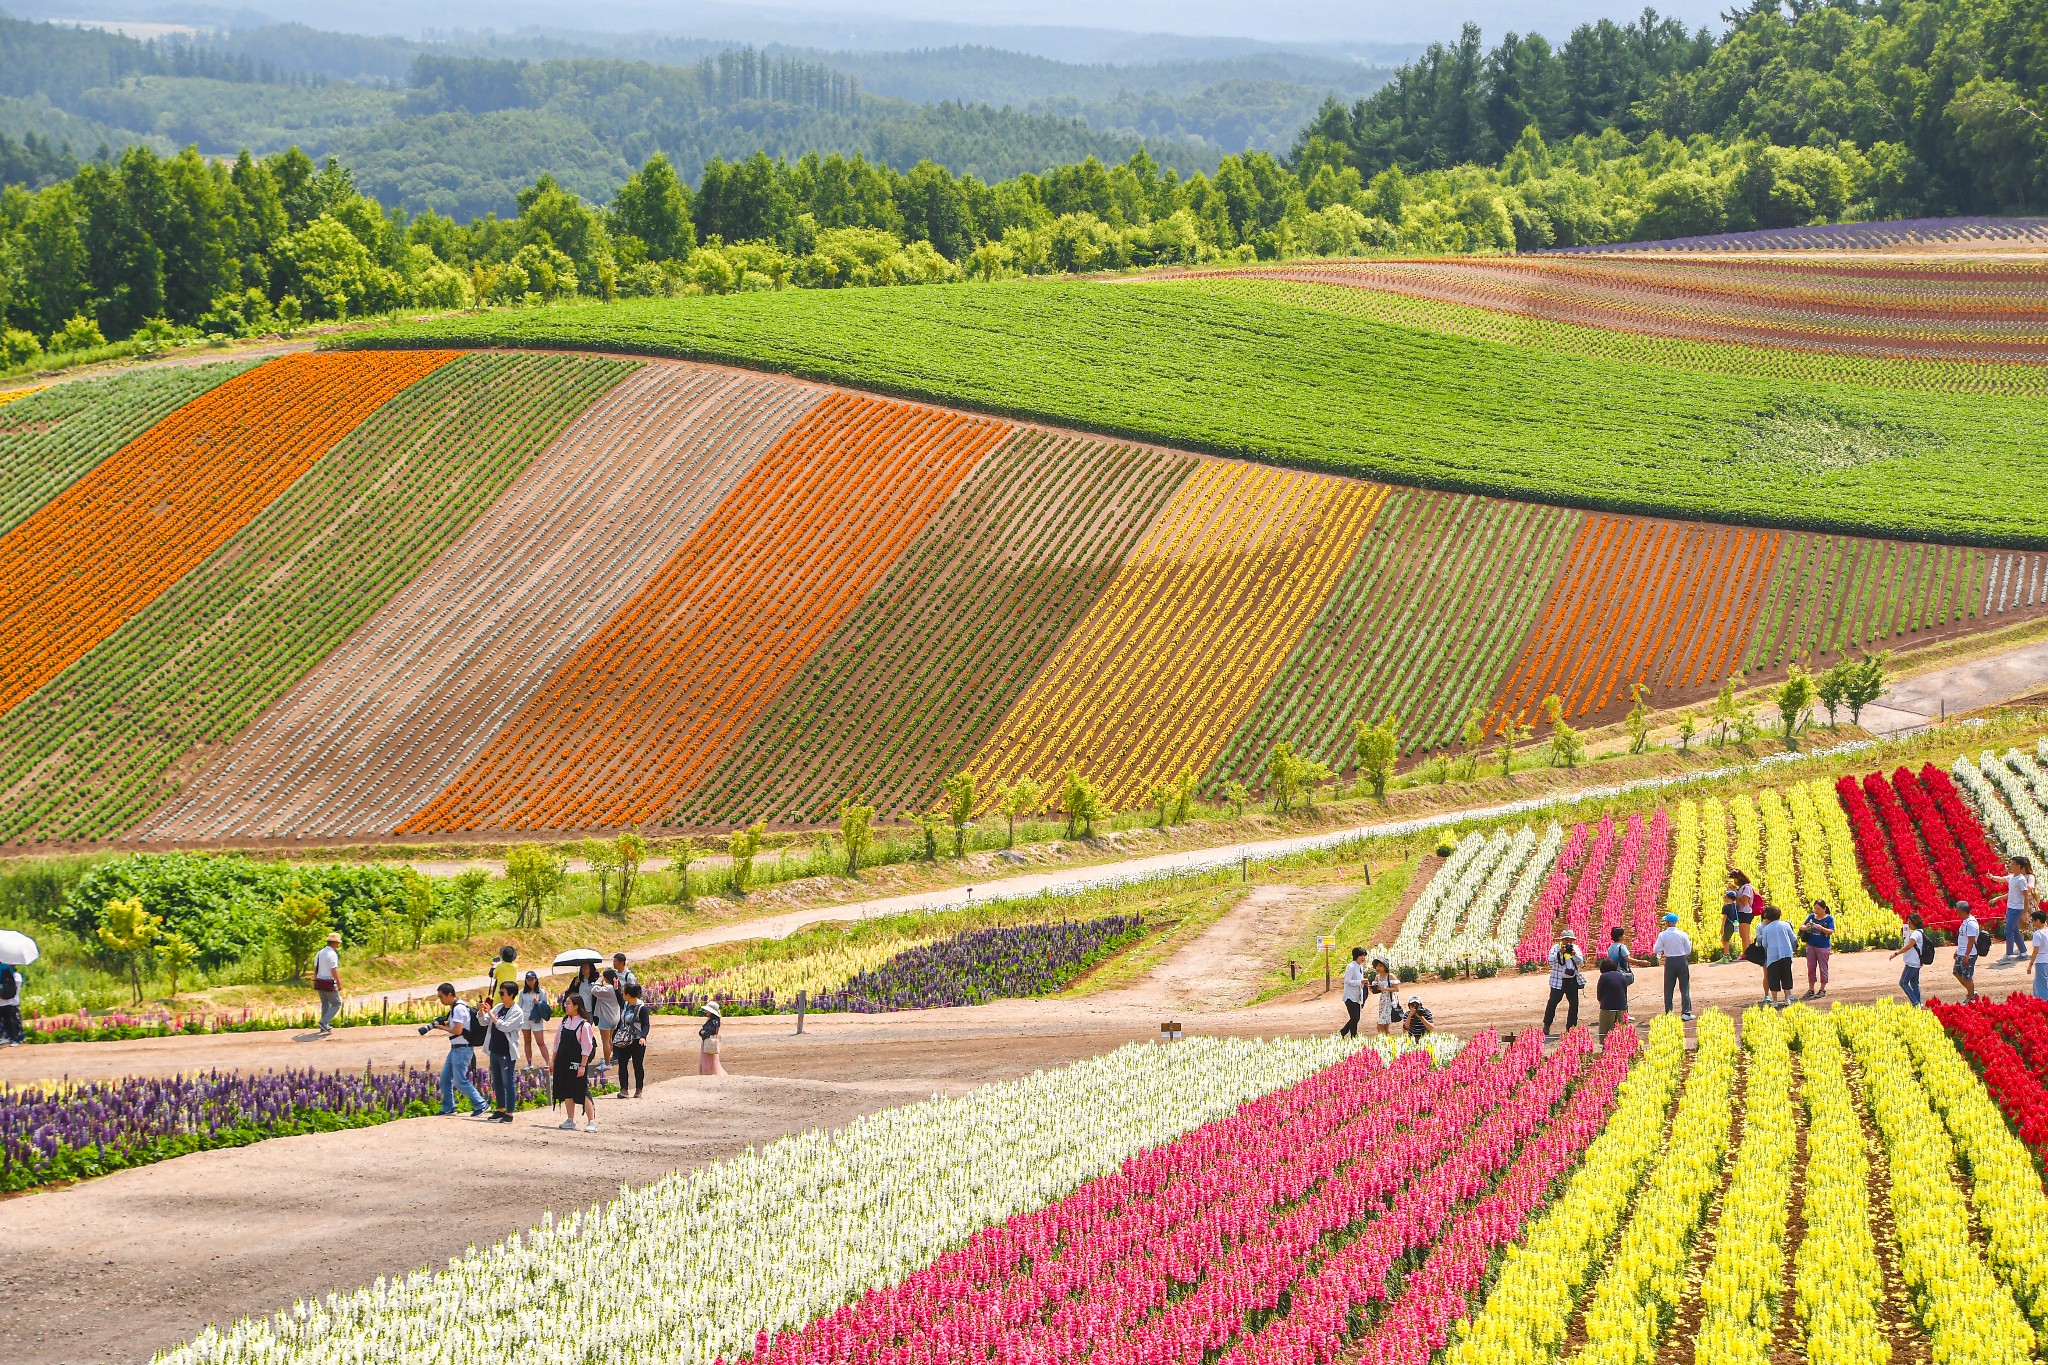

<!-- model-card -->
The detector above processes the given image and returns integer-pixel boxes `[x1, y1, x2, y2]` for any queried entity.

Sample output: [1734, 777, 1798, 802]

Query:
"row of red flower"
[1932, 995, 2048, 1148]
[1835, 764, 2006, 935]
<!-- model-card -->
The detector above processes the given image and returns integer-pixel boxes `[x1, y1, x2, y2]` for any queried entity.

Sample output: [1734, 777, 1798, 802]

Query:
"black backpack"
[0, 964, 16, 1001]
[462, 1005, 491, 1047]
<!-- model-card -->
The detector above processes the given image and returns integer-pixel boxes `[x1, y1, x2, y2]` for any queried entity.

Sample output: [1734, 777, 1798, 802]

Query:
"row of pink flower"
[751, 1026, 1621, 1365]
[1515, 821, 1596, 966]
[1626, 810, 1671, 953]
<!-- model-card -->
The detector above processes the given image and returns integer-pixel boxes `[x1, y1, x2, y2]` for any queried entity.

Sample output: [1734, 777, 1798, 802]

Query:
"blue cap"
[1662, 913, 1678, 924]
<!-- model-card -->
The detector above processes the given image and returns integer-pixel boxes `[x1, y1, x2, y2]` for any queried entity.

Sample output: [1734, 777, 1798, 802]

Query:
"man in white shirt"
[1953, 900, 1983, 1004]
[432, 982, 490, 1118]
[1339, 947, 1366, 1038]
[1653, 913, 1693, 1020]
[312, 932, 343, 1037]
[2004, 856, 2038, 960]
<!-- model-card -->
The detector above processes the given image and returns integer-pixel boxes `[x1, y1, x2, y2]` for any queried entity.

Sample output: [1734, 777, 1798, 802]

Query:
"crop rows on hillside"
[1493, 514, 1779, 725]
[1743, 534, 2033, 670]
[0, 351, 453, 722]
[343, 285, 2048, 547]
[1210, 489, 1580, 780]
[0, 353, 629, 843]
[1200, 257, 2048, 362]
[1186, 277, 2048, 397]
[0, 364, 256, 540]
[403, 393, 1009, 833]
[965, 461, 1383, 808]
[144, 362, 816, 840]
[686, 430, 1194, 827]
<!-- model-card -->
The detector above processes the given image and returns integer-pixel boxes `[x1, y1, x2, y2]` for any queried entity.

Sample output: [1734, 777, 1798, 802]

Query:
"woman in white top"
[515, 970, 552, 1070]
[2029, 909, 2048, 1001]
[2006, 856, 2038, 959]
[591, 969, 623, 1064]
[1368, 959, 1397, 1035]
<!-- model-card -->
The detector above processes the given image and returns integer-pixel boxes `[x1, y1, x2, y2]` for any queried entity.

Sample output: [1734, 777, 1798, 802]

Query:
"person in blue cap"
[1653, 912, 1693, 1020]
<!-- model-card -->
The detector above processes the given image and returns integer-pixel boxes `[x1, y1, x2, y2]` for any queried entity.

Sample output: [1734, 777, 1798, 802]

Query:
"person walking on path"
[1339, 947, 1366, 1038]
[1891, 913, 1929, 1006]
[552, 993, 598, 1131]
[1542, 931, 1584, 1039]
[1953, 899, 1985, 1004]
[515, 970, 552, 1071]
[592, 969, 623, 1066]
[1369, 958, 1398, 1036]
[1756, 905, 1798, 1008]
[699, 1000, 726, 1076]
[486, 981, 522, 1123]
[432, 983, 489, 1118]
[611, 952, 638, 992]
[0, 961, 24, 1046]
[2004, 856, 2039, 960]
[1653, 913, 1693, 1020]
[1800, 899, 1837, 999]
[313, 932, 343, 1037]
[1718, 869, 1757, 963]
[2028, 909, 2048, 1001]
[614, 982, 652, 1098]
[1595, 948, 1633, 1040]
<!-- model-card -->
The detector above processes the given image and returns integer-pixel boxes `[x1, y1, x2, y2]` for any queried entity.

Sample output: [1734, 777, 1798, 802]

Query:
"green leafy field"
[342, 281, 2047, 547]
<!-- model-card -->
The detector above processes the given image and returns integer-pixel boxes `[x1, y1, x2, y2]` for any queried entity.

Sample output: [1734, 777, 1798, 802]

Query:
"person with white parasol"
[0, 929, 37, 1046]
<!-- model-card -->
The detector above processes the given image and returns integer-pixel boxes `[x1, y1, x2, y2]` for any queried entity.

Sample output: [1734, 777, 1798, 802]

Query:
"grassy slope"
[342, 280, 2047, 546]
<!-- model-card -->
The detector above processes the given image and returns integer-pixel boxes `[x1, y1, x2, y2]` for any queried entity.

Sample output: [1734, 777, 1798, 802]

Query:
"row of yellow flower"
[1790, 1009, 1889, 1364]
[1694, 1006, 1794, 1363]
[1837, 1004, 2035, 1363]
[1440, 1015, 1687, 1365]
[1568, 1011, 1737, 1365]
[1668, 783, 1896, 952]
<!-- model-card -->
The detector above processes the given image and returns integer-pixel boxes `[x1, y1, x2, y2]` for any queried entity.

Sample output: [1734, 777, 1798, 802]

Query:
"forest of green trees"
[3, 0, 2047, 369]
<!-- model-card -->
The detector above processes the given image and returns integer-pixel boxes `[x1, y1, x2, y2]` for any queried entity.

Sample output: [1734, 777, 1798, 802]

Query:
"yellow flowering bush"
[1791, 1007, 1889, 1365]
[1695, 1007, 1795, 1364]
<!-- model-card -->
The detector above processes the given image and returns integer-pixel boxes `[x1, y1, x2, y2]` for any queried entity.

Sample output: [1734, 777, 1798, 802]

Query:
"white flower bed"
[1377, 823, 1561, 976]
[1959, 753, 2046, 863]
[156, 1036, 1453, 1365]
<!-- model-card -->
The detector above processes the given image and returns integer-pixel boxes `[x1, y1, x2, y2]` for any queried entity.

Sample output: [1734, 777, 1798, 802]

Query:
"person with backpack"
[1890, 912, 1930, 1006]
[1720, 869, 1758, 963]
[312, 931, 343, 1037]
[1542, 931, 1584, 1039]
[1953, 899, 1986, 1004]
[0, 962, 24, 1046]
[485, 981, 524, 1123]
[516, 970, 552, 1071]
[553, 993, 599, 1130]
[613, 982, 652, 1098]
[430, 982, 490, 1119]
[1368, 958, 1399, 1036]
[1755, 904, 1798, 1008]
[1595, 930, 1635, 1039]
[592, 969, 623, 1066]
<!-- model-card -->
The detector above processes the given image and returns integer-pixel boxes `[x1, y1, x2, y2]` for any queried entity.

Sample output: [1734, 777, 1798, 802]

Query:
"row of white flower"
[1374, 824, 1563, 976]
[1956, 748, 2048, 867]
[156, 1035, 1454, 1365]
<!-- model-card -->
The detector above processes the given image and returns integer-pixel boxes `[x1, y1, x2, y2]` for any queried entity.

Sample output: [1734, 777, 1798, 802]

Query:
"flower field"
[0, 350, 453, 719]
[964, 460, 1385, 808]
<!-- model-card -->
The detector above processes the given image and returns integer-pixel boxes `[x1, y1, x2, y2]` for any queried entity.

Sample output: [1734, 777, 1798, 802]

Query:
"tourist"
[1369, 958, 1398, 1036]
[1800, 898, 1837, 999]
[611, 951, 638, 991]
[1603, 924, 1636, 974]
[1595, 951, 1631, 1040]
[1891, 912, 1929, 1006]
[1720, 869, 1757, 962]
[1339, 947, 1366, 1038]
[1953, 899, 1984, 1004]
[313, 931, 343, 1037]
[552, 992, 599, 1131]
[1402, 995, 1434, 1040]
[1542, 930, 1584, 1038]
[2030, 909, 2048, 1002]
[486, 981, 523, 1123]
[490, 944, 520, 993]
[0, 960, 23, 1046]
[699, 1000, 726, 1076]
[614, 982, 652, 1098]
[432, 982, 489, 1118]
[2005, 856, 2038, 960]
[1653, 912, 1693, 1020]
[592, 968, 623, 1066]
[1756, 905, 1798, 1008]
[516, 970, 552, 1071]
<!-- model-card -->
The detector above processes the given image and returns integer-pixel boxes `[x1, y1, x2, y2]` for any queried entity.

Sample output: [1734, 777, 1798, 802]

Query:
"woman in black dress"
[552, 993, 598, 1131]
[698, 1000, 725, 1076]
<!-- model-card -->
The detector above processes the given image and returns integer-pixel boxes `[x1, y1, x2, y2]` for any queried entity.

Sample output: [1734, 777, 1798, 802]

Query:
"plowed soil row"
[1208, 258, 2048, 361]
[685, 429, 1195, 826]
[1493, 514, 1781, 726]
[1745, 534, 2041, 672]
[966, 462, 1385, 807]
[0, 351, 453, 719]
[1210, 488, 1581, 780]
[0, 353, 630, 843]
[144, 362, 813, 840]
[403, 392, 1009, 833]
[0, 362, 253, 539]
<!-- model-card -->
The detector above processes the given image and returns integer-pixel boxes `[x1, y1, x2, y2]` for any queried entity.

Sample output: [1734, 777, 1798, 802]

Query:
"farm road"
[1861, 636, 2048, 733]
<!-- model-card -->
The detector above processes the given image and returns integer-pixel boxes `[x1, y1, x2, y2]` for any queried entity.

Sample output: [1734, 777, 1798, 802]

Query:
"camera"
[418, 1013, 450, 1036]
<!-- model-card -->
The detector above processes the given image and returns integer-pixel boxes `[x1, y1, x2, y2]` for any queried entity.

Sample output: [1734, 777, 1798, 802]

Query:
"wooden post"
[1289, 959, 1297, 981]
[795, 989, 807, 1035]
[1363, 861, 1372, 885]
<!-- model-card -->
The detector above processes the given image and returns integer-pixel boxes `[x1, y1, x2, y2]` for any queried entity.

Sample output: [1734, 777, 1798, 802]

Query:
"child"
[1402, 995, 1433, 1040]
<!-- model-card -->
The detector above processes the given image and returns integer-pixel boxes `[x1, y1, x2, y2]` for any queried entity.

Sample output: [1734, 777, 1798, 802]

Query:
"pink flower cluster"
[1560, 817, 1618, 948]
[750, 1026, 1619, 1365]
[1626, 810, 1671, 953]
[1594, 815, 1644, 951]
[1515, 823, 1590, 967]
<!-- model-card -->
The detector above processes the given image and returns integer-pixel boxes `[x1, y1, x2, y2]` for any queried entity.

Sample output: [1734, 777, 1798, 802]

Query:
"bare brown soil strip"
[1656, 1045, 1747, 1365]
[1767, 1048, 1810, 1363]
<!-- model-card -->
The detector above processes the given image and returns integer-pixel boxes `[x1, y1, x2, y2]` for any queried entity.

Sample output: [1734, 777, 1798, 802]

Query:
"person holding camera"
[614, 982, 651, 1098]
[485, 981, 524, 1123]
[425, 982, 489, 1118]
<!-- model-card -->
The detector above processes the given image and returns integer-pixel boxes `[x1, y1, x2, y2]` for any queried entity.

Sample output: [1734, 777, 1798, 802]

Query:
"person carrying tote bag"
[699, 1000, 726, 1076]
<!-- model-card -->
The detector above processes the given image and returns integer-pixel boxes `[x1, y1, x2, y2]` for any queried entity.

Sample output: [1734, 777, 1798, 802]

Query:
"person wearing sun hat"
[1542, 929, 1583, 1039]
[1653, 912, 1694, 1021]
[313, 931, 343, 1036]
[698, 1000, 726, 1076]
